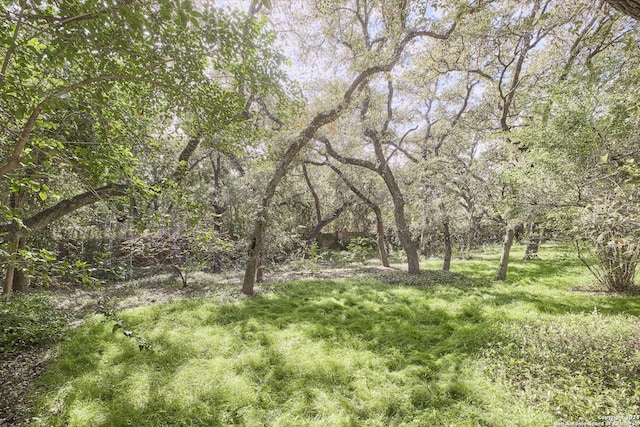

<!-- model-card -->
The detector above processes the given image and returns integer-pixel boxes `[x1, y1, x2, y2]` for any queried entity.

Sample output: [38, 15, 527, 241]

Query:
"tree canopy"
[1, 0, 639, 296]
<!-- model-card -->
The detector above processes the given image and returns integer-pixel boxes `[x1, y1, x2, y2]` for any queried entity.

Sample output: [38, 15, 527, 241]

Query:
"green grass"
[30, 244, 640, 426]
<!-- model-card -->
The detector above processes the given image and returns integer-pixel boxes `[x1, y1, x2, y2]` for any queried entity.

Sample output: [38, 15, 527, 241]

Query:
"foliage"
[576, 200, 640, 293]
[17, 248, 107, 288]
[28, 245, 640, 426]
[120, 229, 235, 286]
[0, 294, 68, 358]
[344, 236, 377, 263]
[485, 311, 640, 420]
[102, 310, 151, 352]
[1, 0, 289, 296]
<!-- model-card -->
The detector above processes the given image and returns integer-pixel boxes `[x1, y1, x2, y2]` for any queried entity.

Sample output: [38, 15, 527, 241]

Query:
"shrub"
[0, 294, 68, 358]
[577, 200, 640, 293]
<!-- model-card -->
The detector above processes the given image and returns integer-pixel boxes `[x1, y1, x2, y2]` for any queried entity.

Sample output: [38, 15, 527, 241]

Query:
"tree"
[240, 0, 466, 293]
[321, 78, 421, 274]
[516, 22, 640, 290]
[1, 1, 286, 297]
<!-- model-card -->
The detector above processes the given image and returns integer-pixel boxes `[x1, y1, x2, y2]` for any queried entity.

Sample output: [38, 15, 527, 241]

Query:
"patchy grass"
[28, 244, 640, 426]
[374, 269, 470, 287]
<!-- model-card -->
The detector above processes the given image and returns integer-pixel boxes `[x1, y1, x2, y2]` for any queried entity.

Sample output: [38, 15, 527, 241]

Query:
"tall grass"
[30, 244, 640, 426]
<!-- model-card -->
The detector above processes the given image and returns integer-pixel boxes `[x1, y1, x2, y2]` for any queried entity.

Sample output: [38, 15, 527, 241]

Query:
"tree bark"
[441, 204, 452, 271]
[496, 225, 515, 281]
[391, 191, 420, 274]
[256, 250, 264, 283]
[605, 0, 640, 19]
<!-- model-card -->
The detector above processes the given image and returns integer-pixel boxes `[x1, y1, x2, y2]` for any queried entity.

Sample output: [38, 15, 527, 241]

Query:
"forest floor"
[2, 245, 640, 426]
[0, 263, 396, 426]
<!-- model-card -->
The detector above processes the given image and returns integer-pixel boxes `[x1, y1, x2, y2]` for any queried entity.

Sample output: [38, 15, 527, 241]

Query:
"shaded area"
[32, 279, 539, 426]
[25, 246, 640, 425]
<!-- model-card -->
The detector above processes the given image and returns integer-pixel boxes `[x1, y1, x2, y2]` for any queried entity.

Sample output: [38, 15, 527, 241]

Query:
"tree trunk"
[391, 194, 420, 274]
[13, 235, 29, 292]
[303, 202, 349, 255]
[463, 214, 479, 258]
[442, 212, 452, 272]
[496, 225, 515, 281]
[243, 218, 266, 294]
[210, 153, 226, 274]
[523, 222, 541, 260]
[380, 163, 419, 273]
[2, 233, 20, 299]
[256, 251, 264, 283]
[373, 206, 390, 268]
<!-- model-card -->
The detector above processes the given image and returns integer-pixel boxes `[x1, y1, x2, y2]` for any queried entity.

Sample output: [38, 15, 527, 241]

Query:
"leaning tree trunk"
[369, 130, 419, 274]
[303, 203, 349, 256]
[605, 0, 640, 19]
[496, 225, 515, 281]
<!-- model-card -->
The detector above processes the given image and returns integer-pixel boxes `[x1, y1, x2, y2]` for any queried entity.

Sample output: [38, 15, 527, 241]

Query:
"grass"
[29, 244, 640, 426]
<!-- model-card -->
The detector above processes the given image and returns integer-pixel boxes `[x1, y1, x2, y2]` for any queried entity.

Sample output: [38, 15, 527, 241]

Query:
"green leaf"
[38, 191, 48, 201]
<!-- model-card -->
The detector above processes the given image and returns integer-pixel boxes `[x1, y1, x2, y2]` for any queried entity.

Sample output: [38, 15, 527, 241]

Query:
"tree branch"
[320, 136, 379, 172]
[0, 74, 170, 177]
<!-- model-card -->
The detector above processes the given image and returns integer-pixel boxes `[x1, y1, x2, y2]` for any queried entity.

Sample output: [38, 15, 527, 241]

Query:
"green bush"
[0, 294, 69, 358]
[344, 236, 377, 262]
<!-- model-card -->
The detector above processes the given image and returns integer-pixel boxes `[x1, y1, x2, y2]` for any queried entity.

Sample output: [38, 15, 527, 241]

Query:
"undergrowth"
[0, 293, 68, 359]
[484, 311, 640, 420]
[374, 269, 470, 287]
[26, 244, 640, 426]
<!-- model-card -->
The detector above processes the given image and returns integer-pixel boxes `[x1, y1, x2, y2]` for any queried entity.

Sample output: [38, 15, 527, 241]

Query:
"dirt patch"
[0, 346, 53, 427]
